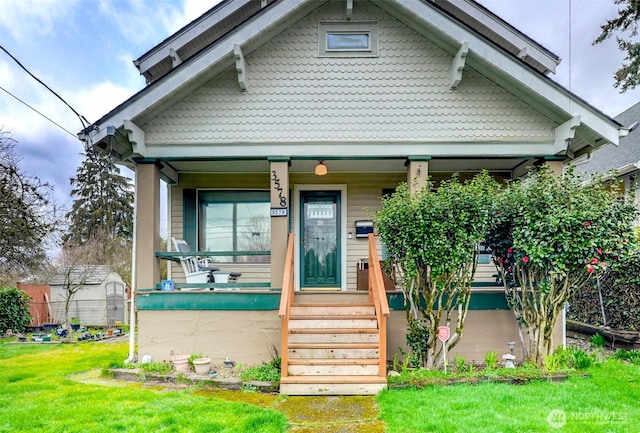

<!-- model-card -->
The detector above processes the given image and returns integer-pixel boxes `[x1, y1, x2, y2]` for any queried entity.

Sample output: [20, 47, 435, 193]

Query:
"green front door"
[300, 191, 341, 289]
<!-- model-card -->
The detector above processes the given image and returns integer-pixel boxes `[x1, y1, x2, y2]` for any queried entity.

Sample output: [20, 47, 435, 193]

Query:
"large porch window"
[198, 190, 271, 263]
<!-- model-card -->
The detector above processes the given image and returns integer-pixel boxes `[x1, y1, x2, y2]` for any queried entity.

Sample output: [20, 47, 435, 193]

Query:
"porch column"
[269, 158, 290, 289]
[134, 163, 161, 290]
[544, 158, 565, 176]
[407, 156, 430, 193]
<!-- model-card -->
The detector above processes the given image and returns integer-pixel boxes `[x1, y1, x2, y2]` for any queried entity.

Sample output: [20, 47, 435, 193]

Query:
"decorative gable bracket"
[553, 115, 581, 153]
[450, 42, 469, 89]
[234, 44, 248, 92]
[123, 119, 146, 157]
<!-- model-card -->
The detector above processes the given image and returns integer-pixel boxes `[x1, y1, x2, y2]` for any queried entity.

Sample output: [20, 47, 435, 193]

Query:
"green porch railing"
[156, 250, 272, 262]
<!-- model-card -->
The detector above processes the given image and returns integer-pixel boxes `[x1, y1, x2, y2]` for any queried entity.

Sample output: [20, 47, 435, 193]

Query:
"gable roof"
[574, 102, 640, 177]
[49, 265, 117, 286]
[134, 0, 559, 85]
[81, 0, 624, 172]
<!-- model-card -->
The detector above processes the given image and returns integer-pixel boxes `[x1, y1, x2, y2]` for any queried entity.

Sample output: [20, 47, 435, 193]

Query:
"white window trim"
[318, 21, 379, 58]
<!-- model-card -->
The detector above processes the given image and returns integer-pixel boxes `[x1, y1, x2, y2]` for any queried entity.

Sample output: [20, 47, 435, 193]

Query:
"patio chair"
[171, 238, 241, 283]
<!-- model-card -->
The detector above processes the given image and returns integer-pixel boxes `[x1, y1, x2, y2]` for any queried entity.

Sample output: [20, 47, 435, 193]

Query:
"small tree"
[53, 240, 101, 334]
[485, 166, 637, 366]
[0, 287, 32, 334]
[376, 172, 499, 368]
[0, 130, 53, 282]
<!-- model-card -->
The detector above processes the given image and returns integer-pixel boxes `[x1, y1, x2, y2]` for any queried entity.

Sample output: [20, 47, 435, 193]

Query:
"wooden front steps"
[280, 296, 387, 395]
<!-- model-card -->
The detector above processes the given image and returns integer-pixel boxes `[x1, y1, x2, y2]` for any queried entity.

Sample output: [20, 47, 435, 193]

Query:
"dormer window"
[319, 21, 379, 57]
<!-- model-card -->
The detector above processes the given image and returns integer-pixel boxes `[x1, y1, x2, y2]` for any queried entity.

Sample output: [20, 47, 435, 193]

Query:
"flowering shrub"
[376, 172, 499, 368]
[485, 165, 637, 365]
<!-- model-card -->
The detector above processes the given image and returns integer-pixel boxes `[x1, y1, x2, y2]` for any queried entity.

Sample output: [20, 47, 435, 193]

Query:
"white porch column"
[407, 156, 430, 193]
[269, 158, 290, 289]
[135, 163, 161, 290]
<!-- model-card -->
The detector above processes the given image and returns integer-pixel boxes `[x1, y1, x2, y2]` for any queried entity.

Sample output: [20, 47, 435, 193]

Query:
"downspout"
[125, 170, 138, 364]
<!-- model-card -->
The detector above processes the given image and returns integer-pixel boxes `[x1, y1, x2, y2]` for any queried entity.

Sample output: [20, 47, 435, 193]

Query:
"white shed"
[49, 265, 127, 327]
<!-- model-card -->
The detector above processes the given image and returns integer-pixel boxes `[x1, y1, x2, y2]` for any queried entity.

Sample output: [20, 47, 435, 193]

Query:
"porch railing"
[368, 233, 390, 377]
[278, 233, 296, 379]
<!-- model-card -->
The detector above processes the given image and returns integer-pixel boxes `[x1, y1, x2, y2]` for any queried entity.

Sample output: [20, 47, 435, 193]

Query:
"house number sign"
[270, 168, 288, 217]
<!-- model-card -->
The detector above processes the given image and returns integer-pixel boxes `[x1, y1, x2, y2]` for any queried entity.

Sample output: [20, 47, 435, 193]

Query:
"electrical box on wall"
[355, 220, 374, 238]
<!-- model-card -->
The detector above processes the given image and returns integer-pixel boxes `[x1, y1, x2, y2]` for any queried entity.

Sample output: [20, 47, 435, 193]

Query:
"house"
[49, 265, 127, 327]
[80, 0, 625, 394]
[574, 101, 640, 207]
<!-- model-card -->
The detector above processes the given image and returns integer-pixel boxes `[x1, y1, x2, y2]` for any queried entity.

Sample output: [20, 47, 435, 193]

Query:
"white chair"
[171, 238, 242, 284]
[172, 238, 219, 284]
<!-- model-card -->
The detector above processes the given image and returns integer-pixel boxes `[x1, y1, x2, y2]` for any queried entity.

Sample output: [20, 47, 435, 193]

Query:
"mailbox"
[355, 220, 374, 238]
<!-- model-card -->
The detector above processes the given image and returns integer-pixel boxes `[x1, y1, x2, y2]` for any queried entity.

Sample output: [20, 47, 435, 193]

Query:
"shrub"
[590, 333, 606, 349]
[614, 349, 640, 365]
[485, 166, 637, 366]
[376, 172, 499, 368]
[0, 286, 31, 334]
[569, 251, 640, 331]
[484, 351, 499, 369]
[239, 358, 281, 383]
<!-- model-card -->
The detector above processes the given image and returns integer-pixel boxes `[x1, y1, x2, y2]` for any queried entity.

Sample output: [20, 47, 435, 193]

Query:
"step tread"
[292, 303, 374, 307]
[288, 328, 379, 334]
[288, 343, 379, 349]
[287, 358, 379, 365]
[289, 315, 377, 320]
[280, 375, 387, 384]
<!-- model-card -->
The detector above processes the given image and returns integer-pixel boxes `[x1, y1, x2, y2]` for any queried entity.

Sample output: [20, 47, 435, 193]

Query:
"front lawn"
[2, 338, 640, 433]
[378, 359, 640, 433]
[0, 340, 287, 433]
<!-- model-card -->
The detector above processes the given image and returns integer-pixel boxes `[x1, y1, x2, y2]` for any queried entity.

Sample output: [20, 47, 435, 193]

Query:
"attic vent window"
[319, 21, 378, 57]
[327, 33, 369, 50]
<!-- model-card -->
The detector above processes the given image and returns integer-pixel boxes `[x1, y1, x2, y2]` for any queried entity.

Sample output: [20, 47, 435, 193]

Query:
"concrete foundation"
[138, 307, 563, 366]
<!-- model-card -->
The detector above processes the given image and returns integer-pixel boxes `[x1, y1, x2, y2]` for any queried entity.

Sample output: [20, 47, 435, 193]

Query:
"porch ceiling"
[162, 157, 530, 174]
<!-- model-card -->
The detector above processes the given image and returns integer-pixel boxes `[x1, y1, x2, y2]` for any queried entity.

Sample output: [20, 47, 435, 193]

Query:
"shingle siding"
[142, 0, 555, 146]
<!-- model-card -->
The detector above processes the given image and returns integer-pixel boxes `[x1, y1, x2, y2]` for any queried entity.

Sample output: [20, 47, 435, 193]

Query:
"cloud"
[0, 0, 79, 41]
[166, 0, 220, 34]
[96, 0, 181, 48]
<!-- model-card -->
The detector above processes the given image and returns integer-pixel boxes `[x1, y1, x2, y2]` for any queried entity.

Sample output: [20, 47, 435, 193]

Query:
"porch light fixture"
[315, 161, 328, 176]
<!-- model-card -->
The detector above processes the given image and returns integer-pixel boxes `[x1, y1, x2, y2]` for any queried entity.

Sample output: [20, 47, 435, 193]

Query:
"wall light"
[315, 161, 328, 176]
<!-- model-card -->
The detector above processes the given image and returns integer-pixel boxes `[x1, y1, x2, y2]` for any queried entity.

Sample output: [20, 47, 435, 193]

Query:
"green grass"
[378, 359, 640, 432]
[4, 338, 640, 433]
[0, 340, 287, 433]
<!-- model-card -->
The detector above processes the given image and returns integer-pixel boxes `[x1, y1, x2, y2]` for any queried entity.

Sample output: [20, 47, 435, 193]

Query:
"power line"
[0, 85, 77, 139]
[0, 43, 90, 131]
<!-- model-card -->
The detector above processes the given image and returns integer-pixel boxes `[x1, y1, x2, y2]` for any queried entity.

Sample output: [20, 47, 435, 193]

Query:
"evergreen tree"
[595, 0, 640, 91]
[64, 147, 134, 256]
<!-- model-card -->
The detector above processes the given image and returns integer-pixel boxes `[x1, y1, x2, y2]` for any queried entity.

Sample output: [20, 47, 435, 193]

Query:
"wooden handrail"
[368, 233, 390, 377]
[278, 233, 295, 378]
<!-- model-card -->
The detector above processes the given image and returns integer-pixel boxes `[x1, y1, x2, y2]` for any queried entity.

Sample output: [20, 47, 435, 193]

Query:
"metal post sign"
[438, 326, 450, 374]
[437, 326, 450, 342]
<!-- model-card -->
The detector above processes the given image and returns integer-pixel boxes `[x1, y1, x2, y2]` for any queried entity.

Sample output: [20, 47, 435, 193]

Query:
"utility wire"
[0, 85, 77, 139]
[0, 43, 90, 131]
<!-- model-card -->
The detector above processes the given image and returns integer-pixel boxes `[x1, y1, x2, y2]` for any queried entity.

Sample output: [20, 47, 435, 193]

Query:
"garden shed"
[49, 265, 127, 327]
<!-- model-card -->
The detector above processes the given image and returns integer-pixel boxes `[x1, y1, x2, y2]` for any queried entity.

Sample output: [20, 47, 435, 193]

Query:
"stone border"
[109, 368, 278, 393]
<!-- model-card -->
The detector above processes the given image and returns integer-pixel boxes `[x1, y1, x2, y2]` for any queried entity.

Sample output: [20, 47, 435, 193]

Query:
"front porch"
[136, 232, 533, 395]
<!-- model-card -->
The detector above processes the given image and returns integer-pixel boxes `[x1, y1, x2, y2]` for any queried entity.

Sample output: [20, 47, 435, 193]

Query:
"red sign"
[437, 326, 450, 342]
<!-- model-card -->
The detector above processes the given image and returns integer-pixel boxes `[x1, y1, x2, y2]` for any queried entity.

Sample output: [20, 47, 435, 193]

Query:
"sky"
[1, 0, 640, 225]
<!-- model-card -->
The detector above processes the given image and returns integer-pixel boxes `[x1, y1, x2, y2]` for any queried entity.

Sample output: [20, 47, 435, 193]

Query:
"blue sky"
[1, 0, 639, 226]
